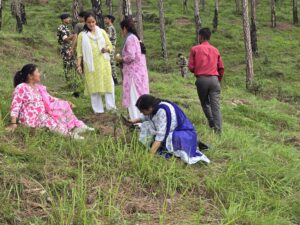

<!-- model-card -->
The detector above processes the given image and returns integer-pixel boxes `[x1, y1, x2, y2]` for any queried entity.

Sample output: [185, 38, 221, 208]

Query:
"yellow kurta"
[77, 29, 113, 95]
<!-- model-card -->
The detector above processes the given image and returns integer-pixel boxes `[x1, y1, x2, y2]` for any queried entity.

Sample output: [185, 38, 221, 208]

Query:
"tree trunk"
[122, 0, 132, 19]
[158, 0, 167, 60]
[11, 0, 23, 33]
[194, 0, 201, 43]
[0, 0, 3, 30]
[20, 1, 26, 25]
[106, 0, 113, 15]
[201, 0, 205, 10]
[250, 0, 258, 56]
[72, 0, 83, 28]
[91, 0, 104, 28]
[293, 0, 298, 24]
[271, 0, 276, 28]
[136, 0, 144, 41]
[242, 0, 254, 89]
[235, 0, 242, 15]
[212, 0, 218, 32]
[183, 0, 188, 13]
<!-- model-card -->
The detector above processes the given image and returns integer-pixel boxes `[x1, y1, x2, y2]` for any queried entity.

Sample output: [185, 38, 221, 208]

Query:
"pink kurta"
[122, 34, 149, 108]
[10, 83, 85, 135]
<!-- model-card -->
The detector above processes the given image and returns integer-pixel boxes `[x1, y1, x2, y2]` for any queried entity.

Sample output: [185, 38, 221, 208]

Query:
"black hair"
[120, 19, 146, 54]
[178, 53, 183, 57]
[78, 11, 87, 18]
[83, 12, 96, 32]
[135, 95, 161, 112]
[104, 15, 115, 23]
[60, 13, 70, 20]
[198, 28, 211, 40]
[14, 64, 37, 87]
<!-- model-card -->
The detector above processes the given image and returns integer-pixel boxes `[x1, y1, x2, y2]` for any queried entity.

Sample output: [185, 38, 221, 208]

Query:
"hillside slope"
[0, 0, 299, 224]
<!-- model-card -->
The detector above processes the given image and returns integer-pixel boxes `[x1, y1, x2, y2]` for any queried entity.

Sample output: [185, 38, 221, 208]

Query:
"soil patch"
[175, 17, 192, 26]
[285, 137, 300, 150]
[276, 22, 293, 31]
[82, 113, 133, 140]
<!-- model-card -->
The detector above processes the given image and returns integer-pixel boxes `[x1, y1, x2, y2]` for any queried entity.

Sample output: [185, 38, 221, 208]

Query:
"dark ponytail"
[83, 12, 96, 32]
[136, 95, 161, 112]
[120, 19, 146, 54]
[14, 64, 37, 87]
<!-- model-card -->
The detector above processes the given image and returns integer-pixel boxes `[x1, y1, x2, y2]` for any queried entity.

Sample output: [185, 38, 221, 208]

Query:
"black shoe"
[113, 78, 119, 85]
[198, 141, 210, 150]
[72, 92, 80, 98]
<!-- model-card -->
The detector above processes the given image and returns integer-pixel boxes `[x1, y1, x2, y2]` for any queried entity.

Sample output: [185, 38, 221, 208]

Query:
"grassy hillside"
[0, 0, 299, 224]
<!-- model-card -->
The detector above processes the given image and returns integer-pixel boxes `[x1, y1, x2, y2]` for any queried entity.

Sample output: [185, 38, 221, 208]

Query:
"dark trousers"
[195, 76, 222, 132]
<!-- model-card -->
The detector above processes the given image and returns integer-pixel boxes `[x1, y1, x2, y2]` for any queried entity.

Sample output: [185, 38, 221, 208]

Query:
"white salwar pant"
[128, 80, 143, 120]
[91, 79, 116, 113]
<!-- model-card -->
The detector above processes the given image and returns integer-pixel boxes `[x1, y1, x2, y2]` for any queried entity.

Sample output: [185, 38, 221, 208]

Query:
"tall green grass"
[0, 0, 299, 224]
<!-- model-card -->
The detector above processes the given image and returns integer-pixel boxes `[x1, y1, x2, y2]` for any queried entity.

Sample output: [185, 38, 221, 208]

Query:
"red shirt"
[188, 41, 224, 80]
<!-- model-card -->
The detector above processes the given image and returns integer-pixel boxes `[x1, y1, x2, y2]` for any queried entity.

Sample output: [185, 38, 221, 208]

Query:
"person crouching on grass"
[129, 94, 210, 165]
[6, 64, 94, 140]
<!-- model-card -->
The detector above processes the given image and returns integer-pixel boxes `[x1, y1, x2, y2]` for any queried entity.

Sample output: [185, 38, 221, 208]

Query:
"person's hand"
[76, 65, 83, 74]
[69, 34, 75, 40]
[101, 48, 109, 53]
[129, 118, 142, 124]
[6, 124, 17, 132]
[128, 119, 136, 124]
[67, 49, 74, 57]
[116, 54, 122, 63]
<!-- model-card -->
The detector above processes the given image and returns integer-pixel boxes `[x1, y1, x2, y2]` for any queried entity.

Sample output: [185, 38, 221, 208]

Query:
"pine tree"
[91, 0, 104, 28]
[271, 0, 276, 28]
[212, 0, 218, 32]
[250, 0, 258, 56]
[136, 0, 144, 41]
[0, 0, 3, 30]
[158, 0, 167, 60]
[122, 0, 132, 19]
[242, 0, 254, 89]
[72, 0, 83, 28]
[11, 0, 23, 33]
[194, 0, 201, 42]
[293, 0, 298, 24]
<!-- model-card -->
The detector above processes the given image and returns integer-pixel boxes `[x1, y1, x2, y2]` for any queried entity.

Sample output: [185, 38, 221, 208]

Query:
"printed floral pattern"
[122, 34, 149, 108]
[11, 83, 85, 136]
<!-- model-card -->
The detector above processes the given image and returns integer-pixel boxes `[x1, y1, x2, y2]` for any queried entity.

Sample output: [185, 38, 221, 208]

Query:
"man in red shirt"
[188, 28, 224, 133]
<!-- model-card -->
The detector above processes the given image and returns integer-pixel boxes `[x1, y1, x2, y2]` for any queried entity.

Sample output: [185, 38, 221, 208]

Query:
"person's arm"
[217, 54, 225, 81]
[150, 109, 167, 155]
[71, 34, 78, 52]
[6, 85, 25, 131]
[130, 114, 149, 124]
[188, 48, 195, 73]
[130, 118, 142, 124]
[150, 141, 162, 155]
[122, 36, 137, 64]
[76, 33, 83, 74]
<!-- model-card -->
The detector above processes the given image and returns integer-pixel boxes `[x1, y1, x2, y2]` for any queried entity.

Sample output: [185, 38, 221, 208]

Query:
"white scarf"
[82, 26, 110, 72]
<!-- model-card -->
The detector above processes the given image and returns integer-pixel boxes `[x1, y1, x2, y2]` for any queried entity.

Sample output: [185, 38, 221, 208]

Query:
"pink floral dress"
[10, 83, 85, 136]
[122, 34, 149, 108]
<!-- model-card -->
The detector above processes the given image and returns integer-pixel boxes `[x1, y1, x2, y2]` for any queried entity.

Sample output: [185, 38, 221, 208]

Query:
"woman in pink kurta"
[116, 19, 149, 120]
[6, 64, 93, 139]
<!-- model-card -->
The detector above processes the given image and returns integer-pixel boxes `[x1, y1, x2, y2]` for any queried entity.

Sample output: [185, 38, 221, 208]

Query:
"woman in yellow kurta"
[76, 12, 116, 113]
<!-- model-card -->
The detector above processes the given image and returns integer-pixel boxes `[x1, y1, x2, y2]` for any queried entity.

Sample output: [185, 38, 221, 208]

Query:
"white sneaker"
[72, 133, 85, 140]
[198, 153, 210, 164]
[74, 126, 95, 134]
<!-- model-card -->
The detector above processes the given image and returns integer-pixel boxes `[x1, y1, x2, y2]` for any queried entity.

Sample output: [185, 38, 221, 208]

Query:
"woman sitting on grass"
[6, 64, 94, 140]
[130, 94, 210, 164]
